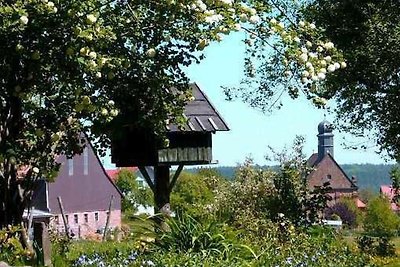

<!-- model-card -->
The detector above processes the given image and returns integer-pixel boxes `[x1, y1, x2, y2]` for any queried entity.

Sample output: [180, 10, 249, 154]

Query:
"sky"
[183, 33, 393, 167]
[102, 33, 394, 169]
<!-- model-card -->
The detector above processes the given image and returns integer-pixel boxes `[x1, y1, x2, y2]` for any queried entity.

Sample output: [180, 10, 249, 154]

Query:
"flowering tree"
[302, 0, 400, 160]
[0, 0, 343, 236]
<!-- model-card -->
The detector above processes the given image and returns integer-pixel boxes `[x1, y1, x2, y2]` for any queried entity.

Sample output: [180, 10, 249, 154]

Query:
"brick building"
[306, 120, 358, 204]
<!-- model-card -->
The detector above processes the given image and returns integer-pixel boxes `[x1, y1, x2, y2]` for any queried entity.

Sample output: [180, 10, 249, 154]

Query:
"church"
[306, 120, 359, 205]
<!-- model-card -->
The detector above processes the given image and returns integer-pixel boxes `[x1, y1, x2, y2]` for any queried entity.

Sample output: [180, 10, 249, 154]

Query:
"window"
[84, 214, 88, 223]
[54, 215, 59, 224]
[327, 174, 332, 180]
[94, 212, 99, 222]
[74, 214, 78, 224]
[68, 158, 74, 176]
[83, 147, 89, 175]
[65, 215, 69, 223]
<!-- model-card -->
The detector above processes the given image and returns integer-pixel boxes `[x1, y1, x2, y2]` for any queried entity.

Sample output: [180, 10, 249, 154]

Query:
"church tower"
[317, 120, 334, 163]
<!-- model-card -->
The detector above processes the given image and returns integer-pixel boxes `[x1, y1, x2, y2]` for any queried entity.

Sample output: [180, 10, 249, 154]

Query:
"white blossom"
[340, 62, 347, 68]
[249, 15, 260, 24]
[19, 15, 29, 25]
[327, 64, 336, 72]
[146, 48, 156, 58]
[86, 14, 97, 24]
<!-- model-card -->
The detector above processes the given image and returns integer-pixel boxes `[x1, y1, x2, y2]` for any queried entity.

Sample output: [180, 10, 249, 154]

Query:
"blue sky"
[102, 33, 393, 169]
[184, 33, 393, 167]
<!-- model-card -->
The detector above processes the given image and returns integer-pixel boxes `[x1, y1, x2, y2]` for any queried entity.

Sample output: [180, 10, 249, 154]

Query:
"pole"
[57, 196, 70, 239]
[102, 195, 114, 241]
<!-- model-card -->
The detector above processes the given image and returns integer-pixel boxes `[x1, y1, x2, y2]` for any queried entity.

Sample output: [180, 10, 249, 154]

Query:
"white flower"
[311, 75, 319, 81]
[306, 62, 313, 69]
[86, 14, 97, 25]
[146, 48, 156, 58]
[53, 7, 58, 13]
[270, 18, 277, 24]
[110, 109, 119, 117]
[340, 62, 347, 68]
[309, 52, 318, 59]
[234, 23, 241, 31]
[327, 64, 336, 72]
[220, 0, 233, 5]
[317, 46, 324, 52]
[19, 15, 29, 25]
[205, 14, 223, 24]
[319, 68, 327, 74]
[88, 51, 97, 59]
[284, 70, 292, 77]
[278, 22, 285, 29]
[302, 77, 309, 83]
[309, 23, 316, 29]
[301, 47, 308, 53]
[196, 0, 207, 11]
[239, 13, 248, 22]
[293, 37, 300, 43]
[249, 15, 260, 24]
[47, 1, 54, 8]
[320, 60, 327, 67]
[324, 56, 332, 63]
[32, 167, 40, 174]
[306, 41, 312, 48]
[95, 72, 102, 78]
[318, 72, 326, 80]
[299, 21, 305, 27]
[324, 42, 334, 50]
[299, 53, 308, 62]
[302, 70, 310, 77]
[334, 62, 340, 69]
[101, 108, 108, 116]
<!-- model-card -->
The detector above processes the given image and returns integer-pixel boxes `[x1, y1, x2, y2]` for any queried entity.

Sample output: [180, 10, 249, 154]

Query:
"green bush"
[0, 225, 33, 265]
[364, 196, 400, 237]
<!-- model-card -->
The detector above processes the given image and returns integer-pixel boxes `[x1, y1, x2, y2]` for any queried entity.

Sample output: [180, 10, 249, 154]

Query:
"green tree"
[115, 169, 152, 215]
[171, 171, 216, 218]
[364, 196, 400, 237]
[0, 0, 343, 233]
[302, 0, 400, 159]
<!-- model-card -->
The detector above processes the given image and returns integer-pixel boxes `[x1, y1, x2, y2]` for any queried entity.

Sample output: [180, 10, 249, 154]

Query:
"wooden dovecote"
[111, 83, 229, 167]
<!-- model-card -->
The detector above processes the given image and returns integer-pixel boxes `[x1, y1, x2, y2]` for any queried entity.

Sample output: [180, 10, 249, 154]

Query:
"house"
[380, 185, 399, 212]
[306, 120, 359, 205]
[30, 142, 123, 239]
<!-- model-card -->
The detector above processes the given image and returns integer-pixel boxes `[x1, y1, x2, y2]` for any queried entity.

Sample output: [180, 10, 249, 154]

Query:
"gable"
[47, 141, 122, 214]
[307, 154, 357, 191]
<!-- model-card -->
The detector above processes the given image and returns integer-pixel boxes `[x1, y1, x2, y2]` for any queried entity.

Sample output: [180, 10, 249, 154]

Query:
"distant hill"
[189, 164, 395, 192]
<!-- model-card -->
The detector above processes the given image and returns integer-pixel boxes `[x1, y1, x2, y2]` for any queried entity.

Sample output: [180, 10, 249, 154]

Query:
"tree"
[364, 196, 400, 237]
[0, 0, 343, 233]
[115, 169, 152, 215]
[301, 0, 400, 160]
[0, 0, 237, 230]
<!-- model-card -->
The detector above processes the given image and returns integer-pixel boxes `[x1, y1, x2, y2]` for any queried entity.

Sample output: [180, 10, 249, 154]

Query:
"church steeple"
[317, 120, 334, 163]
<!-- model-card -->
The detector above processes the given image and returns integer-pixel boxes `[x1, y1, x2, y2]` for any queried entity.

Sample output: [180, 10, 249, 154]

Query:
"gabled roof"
[168, 83, 229, 133]
[307, 153, 357, 189]
[88, 140, 124, 197]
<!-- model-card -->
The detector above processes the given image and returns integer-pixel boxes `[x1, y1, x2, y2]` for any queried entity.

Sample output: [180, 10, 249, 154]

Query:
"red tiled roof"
[380, 185, 396, 200]
[356, 198, 366, 208]
[106, 167, 138, 181]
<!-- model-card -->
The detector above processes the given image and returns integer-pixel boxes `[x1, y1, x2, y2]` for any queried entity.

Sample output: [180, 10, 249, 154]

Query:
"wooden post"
[154, 166, 171, 216]
[102, 195, 114, 241]
[57, 196, 70, 239]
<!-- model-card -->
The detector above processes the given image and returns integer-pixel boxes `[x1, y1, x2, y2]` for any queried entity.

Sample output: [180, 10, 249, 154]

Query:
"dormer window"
[68, 158, 73, 176]
[83, 147, 89, 175]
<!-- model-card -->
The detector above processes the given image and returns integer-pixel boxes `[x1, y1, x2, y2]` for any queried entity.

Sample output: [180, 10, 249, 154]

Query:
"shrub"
[326, 202, 357, 227]
[0, 225, 33, 265]
[364, 196, 400, 237]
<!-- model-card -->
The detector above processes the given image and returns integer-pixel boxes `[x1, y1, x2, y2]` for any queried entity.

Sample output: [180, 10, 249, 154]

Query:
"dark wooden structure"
[111, 83, 229, 213]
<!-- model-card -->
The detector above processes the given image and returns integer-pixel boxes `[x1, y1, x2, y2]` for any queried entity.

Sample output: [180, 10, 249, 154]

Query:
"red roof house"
[380, 185, 399, 212]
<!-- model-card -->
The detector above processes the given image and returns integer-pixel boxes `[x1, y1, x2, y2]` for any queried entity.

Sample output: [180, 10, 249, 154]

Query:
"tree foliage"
[303, 0, 400, 159]
[364, 196, 400, 237]
[115, 169, 152, 215]
[0, 0, 344, 230]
